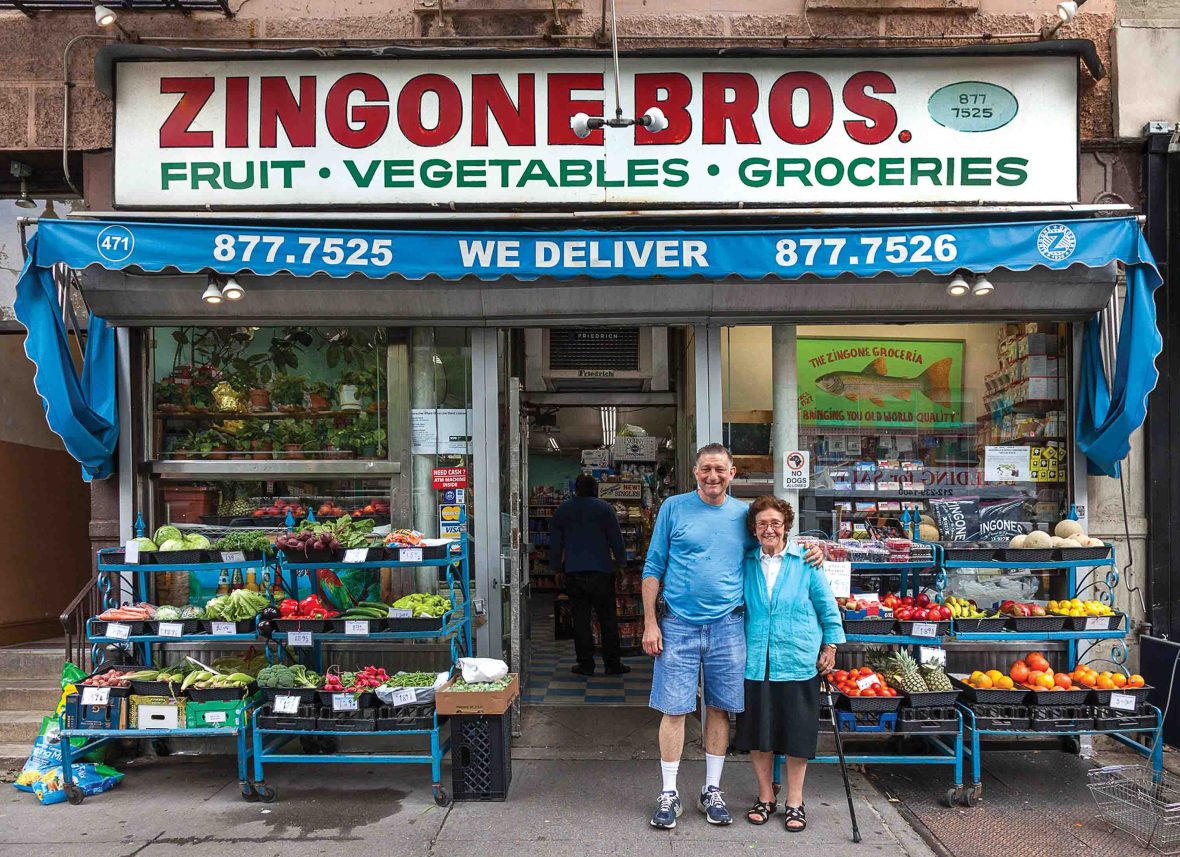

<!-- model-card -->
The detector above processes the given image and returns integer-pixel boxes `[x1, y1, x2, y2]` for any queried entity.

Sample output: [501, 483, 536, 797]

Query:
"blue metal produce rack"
[247, 538, 472, 806]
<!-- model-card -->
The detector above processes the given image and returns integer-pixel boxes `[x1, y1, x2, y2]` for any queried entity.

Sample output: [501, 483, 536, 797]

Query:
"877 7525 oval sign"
[112, 55, 1078, 209]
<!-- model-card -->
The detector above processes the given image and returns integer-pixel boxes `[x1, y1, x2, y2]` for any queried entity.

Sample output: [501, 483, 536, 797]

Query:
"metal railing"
[59, 573, 107, 670]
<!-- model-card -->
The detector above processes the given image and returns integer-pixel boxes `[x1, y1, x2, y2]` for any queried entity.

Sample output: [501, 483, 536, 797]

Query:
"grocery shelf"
[941, 557, 1115, 570]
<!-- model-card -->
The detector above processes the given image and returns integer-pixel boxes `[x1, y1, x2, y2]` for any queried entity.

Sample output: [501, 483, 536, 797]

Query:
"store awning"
[15, 215, 1162, 478]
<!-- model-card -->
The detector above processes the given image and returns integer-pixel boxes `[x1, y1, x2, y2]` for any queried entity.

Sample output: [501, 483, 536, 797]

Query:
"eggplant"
[257, 618, 275, 639]
[260, 605, 281, 622]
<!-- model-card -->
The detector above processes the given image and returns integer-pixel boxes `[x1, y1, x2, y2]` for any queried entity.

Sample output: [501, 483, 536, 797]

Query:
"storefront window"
[722, 321, 1071, 540]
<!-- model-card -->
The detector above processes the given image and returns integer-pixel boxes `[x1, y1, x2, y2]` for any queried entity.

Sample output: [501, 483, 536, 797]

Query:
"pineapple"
[890, 651, 930, 695]
[918, 656, 954, 692]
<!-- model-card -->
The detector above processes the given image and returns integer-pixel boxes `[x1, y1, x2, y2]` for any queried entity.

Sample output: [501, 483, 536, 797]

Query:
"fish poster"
[797, 337, 965, 428]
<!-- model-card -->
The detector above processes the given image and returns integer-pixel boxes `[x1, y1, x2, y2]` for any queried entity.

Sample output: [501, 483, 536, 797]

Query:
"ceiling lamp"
[202, 278, 224, 305]
[971, 274, 995, 297]
[221, 275, 245, 301]
[946, 273, 970, 297]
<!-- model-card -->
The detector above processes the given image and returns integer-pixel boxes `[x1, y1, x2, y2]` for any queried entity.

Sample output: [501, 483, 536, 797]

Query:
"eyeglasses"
[755, 521, 785, 531]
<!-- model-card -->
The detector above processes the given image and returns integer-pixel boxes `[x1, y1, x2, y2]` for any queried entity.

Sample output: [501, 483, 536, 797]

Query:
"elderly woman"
[734, 496, 845, 832]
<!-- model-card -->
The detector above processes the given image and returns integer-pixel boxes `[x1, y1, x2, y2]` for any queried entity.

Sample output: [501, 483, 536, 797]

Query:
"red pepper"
[299, 595, 324, 616]
[279, 598, 299, 618]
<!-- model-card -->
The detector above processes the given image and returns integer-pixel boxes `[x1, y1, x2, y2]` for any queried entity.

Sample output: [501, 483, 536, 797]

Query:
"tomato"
[870, 683, 882, 693]
[858, 666, 873, 676]
[835, 670, 849, 682]
[861, 690, 876, 697]
[847, 688, 861, 697]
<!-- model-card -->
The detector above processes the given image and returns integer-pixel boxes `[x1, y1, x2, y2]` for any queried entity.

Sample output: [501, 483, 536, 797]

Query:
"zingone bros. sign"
[113, 56, 1079, 208]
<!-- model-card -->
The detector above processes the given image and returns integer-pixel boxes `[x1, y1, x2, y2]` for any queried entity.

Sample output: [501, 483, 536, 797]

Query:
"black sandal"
[784, 804, 806, 832]
[746, 800, 776, 825]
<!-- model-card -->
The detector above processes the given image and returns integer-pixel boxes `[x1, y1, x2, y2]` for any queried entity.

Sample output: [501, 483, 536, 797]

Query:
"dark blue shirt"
[548, 496, 626, 574]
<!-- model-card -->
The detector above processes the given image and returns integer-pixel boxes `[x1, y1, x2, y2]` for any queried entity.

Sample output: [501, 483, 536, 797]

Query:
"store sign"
[432, 467, 468, 489]
[798, 337, 965, 429]
[112, 56, 1077, 208]
[783, 450, 811, 489]
[599, 482, 642, 501]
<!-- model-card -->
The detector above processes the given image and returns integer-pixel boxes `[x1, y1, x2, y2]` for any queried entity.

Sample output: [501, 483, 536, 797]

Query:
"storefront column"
[693, 324, 723, 450]
[471, 328, 502, 658]
[772, 325, 800, 519]
[410, 328, 439, 594]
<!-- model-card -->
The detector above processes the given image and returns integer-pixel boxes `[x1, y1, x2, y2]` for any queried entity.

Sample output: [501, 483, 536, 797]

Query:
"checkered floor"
[523, 597, 652, 706]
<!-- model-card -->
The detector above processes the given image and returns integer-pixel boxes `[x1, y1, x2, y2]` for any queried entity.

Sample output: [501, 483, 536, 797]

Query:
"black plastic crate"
[257, 703, 317, 731]
[260, 687, 319, 706]
[62, 694, 124, 730]
[274, 618, 329, 634]
[317, 690, 378, 710]
[895, 620, 950, 638]
[315, 706, 376, 731]
[897, 706, 958, 734]
[77, 663, 144, 698]
[1064, 613, 1123, 632]
[129, 679, 187, 697]
[951, 676, 1030, 705]
[833, 691, 903, 713]
[903, 689, 961, 708]
[952, 617, 1008, 634]
[1056, 546, 1111, 561]
[1030, 705, 1095, 732]
[1006, 615, 1067, 632]
[386, 615, 447, 632]
[330, 617, 386, 635]
[997, 548, 1055, 563]
[144, 550, 207, 565]
[843, 618, 897, 635]
[1023, 685, 1091, 706]
[939, 543, 1001, 562]
[1093, 704, 1158, 732]
[968, 703, 1031, 731]
[187, 682, 257, 703]
[90, 619, 145, 637]
[375, 704, 436, 732]
[200, 618, 256, 634]
[144, 619, 203, 637]
[385, 543, 449, 561]
[452, 713, 512, 801]
[1084, 683, 1154, 706]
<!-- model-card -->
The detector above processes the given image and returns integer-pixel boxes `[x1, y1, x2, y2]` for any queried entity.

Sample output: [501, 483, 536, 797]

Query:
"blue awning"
[15, 215, 1163, 479]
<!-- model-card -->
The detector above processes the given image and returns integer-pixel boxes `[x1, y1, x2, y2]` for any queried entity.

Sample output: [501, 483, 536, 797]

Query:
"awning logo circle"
[1036, 223, 1077, 262]
[96, 225, 135, 263]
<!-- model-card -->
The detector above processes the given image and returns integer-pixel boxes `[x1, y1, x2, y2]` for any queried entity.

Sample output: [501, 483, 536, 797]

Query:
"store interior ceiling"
[527, 404, 676, 454]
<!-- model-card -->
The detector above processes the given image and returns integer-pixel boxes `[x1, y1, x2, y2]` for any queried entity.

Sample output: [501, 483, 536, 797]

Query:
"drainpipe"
[411, 327, 439, 594]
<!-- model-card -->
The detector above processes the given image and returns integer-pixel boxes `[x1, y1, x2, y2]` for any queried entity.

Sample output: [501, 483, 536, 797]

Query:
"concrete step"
[0, 648, 66, 679]
[0, 712, 46, 745]
[0, 679, 62, 712]
[0, 742, 31, 768]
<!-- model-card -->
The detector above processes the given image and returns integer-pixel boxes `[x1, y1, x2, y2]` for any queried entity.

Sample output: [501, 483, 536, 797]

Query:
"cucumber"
[358, 601, 392, 610]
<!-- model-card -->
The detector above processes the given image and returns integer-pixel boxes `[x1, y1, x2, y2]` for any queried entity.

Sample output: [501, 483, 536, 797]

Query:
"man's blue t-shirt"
[642, 491, 755, 625]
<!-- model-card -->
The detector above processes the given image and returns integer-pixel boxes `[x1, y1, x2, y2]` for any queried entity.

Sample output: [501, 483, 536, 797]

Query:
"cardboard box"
[435, 674, 519, 715]
[129, 694, 186, 729]
[612, 436, 660, 461]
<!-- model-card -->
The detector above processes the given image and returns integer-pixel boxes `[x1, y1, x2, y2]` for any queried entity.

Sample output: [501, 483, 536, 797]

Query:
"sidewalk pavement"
[1, 756, 934, 857]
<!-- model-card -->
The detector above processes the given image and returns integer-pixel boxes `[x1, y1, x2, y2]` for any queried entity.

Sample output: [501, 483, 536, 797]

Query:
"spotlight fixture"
[93, 2, 117, 27]
[946, 273, 970, 297]
[971, 274, 995, 296]
[1056, 1, 1078, 22]
[221, 275, 244, 301]
[10, 161, 35, 209]
[202, 278, 224, 305]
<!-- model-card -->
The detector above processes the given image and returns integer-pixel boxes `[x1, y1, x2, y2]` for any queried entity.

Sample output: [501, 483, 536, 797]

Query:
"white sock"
[705, 752, 726, 791]
[660, 759, 680, 794]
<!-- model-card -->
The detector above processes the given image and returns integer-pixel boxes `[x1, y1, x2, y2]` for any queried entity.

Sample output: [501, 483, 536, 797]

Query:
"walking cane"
[822, 675, 862, 843]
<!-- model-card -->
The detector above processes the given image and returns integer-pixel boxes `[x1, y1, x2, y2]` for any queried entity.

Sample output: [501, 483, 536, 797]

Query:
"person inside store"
[549, 473, 630, 677]
[735, 495, 845, 832]
[642, 444, 824, 830]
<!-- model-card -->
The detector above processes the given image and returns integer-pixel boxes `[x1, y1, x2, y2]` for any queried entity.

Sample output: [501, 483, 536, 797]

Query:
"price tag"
[81, 686, 110, 706]
[399, 547, 424, 563]
[211, 621, 237, 636]
[919, 646, 944, 665]
[344, 619, 370, 635]
[106, 622, 131, 640]
[1085, 617, 1109, 631]
[332, 693, 359, 712]
[388, 608, 413, 619]
[287, 631, 313, 647]
[856, 675, 878, 691]
[273, 695, 301, 714]
[822, 561, 852, 599]
[344, 548, 368, 563]
[912, 622, 938, 638]
[157, 622, 183, 638]
[389, 688, 417, 707]
[124, 540, 140, 564]
[205, 710, 227, 724]
[1109, 692, 1137, 712]
[220, 551, 246, 563]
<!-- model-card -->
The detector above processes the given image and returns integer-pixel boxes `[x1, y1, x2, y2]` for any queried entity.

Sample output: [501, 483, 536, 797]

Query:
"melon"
[1085, 537, 1107, 548]
[1061, 538, 1084, 548]
[1025, 530, 1053, 549]
[919, 523, 940, 541]
[1054, 520, 1085, 540]
[1008, 534, 1028, 549]
[1050, 536, 1072, 548]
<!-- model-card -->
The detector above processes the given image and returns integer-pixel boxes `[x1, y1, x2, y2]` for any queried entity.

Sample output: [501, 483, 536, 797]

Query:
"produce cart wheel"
[318, 736, 340, 754]
[943, 788, 958, 808]
[963, 785, 982, 807]
[256, 783, 277, 803]
[151, 739, 171, 757]
[65, 784, 84, 805]
[1062, 736, 1081, 755]
[241, 782, 259, 802]
[432, 784, 451, 807]
[299, 736, 321, 754]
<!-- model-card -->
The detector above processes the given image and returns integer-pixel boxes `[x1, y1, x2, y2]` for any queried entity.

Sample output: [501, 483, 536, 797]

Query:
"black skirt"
[733, 675, 821, 759]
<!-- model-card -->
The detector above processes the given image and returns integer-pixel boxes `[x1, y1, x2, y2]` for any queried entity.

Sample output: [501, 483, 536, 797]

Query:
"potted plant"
[189, 379, 216, 412]
[155, 378, 185, 413]
[307, 380, 334, 412]
[325, 425, 354, 460]
[168, 428, 198, 459]
[272, 420, 315, 459]
[269, 374, 307, 412]
[338, 370, 364, 411]
[194, 428, 229, 459]
[229, 359, 273, 412]
[354, 368, 385, 412]
[248, 424, 274, 460]
[229, 432, 253, 460]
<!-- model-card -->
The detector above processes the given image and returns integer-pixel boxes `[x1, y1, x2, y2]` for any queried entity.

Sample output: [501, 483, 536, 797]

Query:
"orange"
[1112, 674, 1128, 688]
[986, 670, 1004, 684]
[974, 674, 994, 689]
[996, 676, 1015, 689]
[1028, 670, 1044, 686]
[1129, 674, 1146, 688]
[1036, 673, 1056, 690]
[1097, 676, 1116, 690]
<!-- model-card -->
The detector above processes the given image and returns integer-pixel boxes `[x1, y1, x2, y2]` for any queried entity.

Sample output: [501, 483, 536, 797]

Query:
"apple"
[917, 593, 930, 608]
[902, 596, 915, 607]
[1030, 604, 1046, 617]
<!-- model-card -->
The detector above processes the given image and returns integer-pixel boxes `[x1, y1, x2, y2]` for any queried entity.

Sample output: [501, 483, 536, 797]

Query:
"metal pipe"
[62, 33, 118, 197]
[772, 325, 799, 521]
[411, 327, 441, 594]
[608, 0, 623, 120]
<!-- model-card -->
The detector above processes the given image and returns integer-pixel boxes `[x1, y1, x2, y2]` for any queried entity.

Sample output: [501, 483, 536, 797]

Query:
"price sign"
[106, 622, 131, 640]
[124, 540, 140, 564]
[205, 711, 228, 724]
[1109, 692, 1137, 712]
[912, 622, 938, 638]
[856, 674, 878, 691]
[81, 686, 110, 706]
[287, 631, 313, 647]
[389, 688, 417, 707]
[211, 621, 237, 635]
[344, 620, 370, 635]
[388, 608, 413, 619]
[1085, 617, 1109, 631]
[822, 561, 852, 599]
[157, 622, 184, 638]
[344, 548, 369, 563]
[273, 695, 301, 714]
[399, 548, 424, 563]
[220, 551, 246, 563]
[332, 693, 359, 712]
[918, 646, 944, 665]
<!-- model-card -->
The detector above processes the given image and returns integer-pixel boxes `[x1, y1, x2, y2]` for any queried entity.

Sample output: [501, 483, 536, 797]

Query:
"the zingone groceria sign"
[113, 56, 1078, 208]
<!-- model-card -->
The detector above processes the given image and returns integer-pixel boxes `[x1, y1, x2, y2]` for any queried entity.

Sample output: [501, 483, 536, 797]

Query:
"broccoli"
[256, 665, 297, 688]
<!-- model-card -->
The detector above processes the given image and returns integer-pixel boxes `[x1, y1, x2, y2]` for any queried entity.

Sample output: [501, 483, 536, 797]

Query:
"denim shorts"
[649, 610, 746, 716]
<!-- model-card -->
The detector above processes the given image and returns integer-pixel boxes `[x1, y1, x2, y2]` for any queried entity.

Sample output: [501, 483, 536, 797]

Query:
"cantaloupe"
[1061, 538, 1084, 548]
[1008, 534, 1028, 549]
[1054, 520, 1085, 539]
[1025, 530, 1053, 549]
[1051, 536, 1072, 548]
[919, 523, 940, 541]
[1084, 536, 1106, 548]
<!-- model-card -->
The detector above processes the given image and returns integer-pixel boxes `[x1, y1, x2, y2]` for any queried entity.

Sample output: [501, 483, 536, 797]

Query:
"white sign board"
[581, 449, 611, 468]
[822, 560, 852, 599]
[598, 482, 643, 501]
[411, 409, 473, 455]
[783, 450, 811, 489]
[113, 57, 1078, 208]
[984, 446, 1032, 482]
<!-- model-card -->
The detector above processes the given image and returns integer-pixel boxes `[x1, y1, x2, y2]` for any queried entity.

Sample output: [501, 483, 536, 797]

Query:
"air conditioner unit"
[525, 327, 669, 392]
